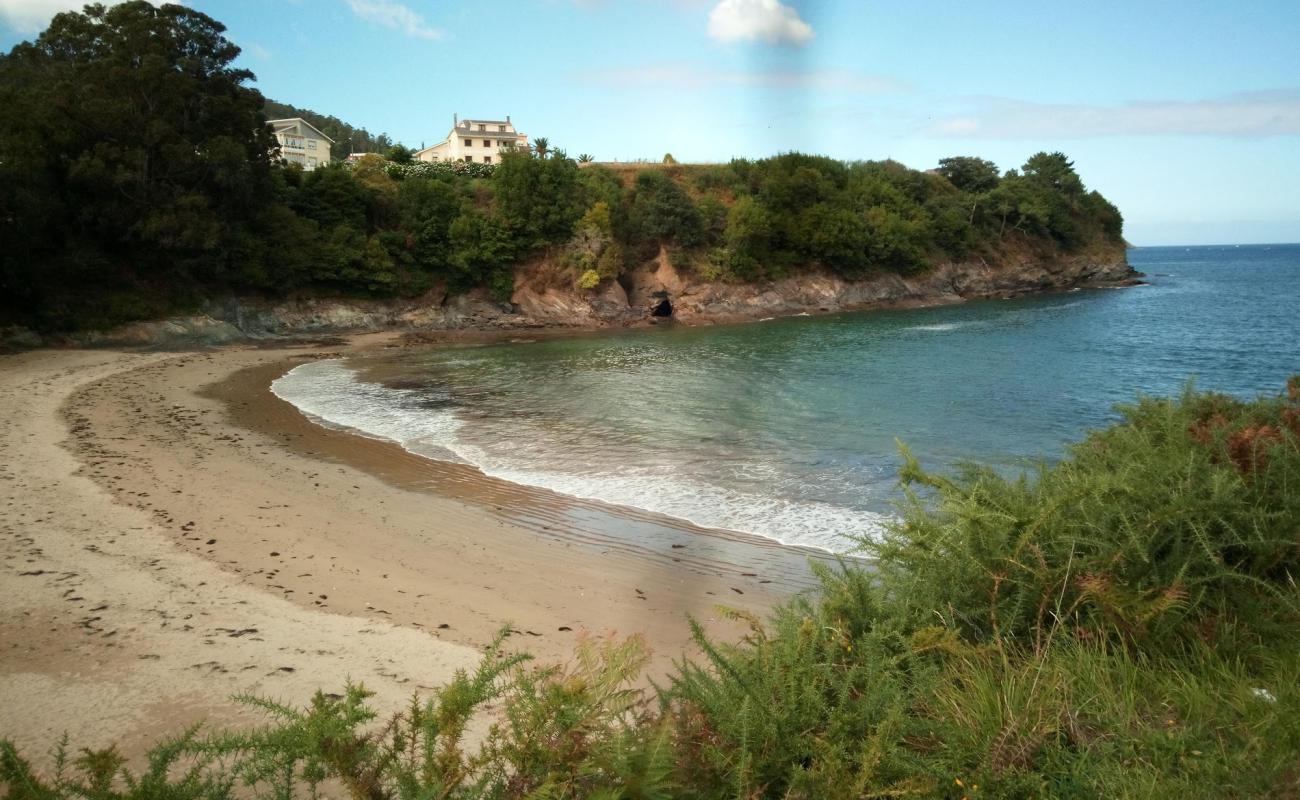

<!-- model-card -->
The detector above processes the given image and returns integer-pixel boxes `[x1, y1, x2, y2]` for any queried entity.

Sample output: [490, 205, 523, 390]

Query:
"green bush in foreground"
[4, 379, 1299, 799]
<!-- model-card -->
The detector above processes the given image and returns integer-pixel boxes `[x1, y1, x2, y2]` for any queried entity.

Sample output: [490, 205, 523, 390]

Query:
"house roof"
[451, 130, 524, 139]
[268, 118, 336, 144]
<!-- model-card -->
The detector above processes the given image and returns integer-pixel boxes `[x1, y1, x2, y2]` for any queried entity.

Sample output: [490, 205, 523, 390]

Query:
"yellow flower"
[955, 777, 964, 787]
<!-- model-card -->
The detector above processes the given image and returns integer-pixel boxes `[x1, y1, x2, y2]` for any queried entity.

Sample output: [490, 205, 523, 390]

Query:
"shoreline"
[68, 340, 820, 665]
[269, 353, 861, 555]
[1, 282, 1147, 762]
[212, 354, 829, 587]
[2, 333, 824, 764]
[1, 253, 1142, 351]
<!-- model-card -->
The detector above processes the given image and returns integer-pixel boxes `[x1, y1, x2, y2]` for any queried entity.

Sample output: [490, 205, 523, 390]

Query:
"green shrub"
[623, 171, 704, 258]
[874, 380, 1300, 654]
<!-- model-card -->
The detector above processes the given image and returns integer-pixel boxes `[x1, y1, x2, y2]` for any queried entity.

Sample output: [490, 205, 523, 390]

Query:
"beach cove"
[3, 244, 1297, 769]
[0, 334, 816, 767]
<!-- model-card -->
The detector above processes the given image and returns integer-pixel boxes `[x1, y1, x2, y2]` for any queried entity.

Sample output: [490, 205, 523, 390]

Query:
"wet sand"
[2, 334, 825, 766]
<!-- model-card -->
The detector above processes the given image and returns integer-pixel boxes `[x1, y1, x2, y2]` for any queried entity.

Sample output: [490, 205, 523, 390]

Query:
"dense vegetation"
[262, 99, 400, 163]
[4, 380, 1298, 797]
[0, 3, 1124, 333]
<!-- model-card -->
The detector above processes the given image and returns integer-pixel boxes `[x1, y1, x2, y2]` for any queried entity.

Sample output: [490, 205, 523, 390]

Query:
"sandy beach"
[1, 335, 819, 767]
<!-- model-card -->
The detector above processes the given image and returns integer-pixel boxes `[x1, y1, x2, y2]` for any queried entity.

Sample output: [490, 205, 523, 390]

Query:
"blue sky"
[3, 0, 1299, 245]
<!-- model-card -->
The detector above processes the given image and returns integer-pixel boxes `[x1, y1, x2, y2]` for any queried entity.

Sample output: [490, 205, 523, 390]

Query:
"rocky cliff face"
[7, 249, 1139, 348]
[586, 246, 1138, 325]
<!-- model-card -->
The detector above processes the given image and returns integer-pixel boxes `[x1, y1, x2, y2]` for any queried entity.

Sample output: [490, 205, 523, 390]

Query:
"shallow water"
[273, 244, 1300, 552]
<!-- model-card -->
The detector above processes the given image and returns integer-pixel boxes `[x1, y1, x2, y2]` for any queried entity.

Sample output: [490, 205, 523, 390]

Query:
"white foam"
[271, 360, 883, 552]
[271, 360, 466, 463]
[907, 322, 963, 332]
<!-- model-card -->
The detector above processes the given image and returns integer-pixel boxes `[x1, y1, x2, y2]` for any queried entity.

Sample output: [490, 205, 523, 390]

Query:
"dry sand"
[1, 335, 821, 768]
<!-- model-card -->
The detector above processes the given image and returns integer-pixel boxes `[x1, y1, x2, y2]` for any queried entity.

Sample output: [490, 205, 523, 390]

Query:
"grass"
[4, 379, 1299, 799]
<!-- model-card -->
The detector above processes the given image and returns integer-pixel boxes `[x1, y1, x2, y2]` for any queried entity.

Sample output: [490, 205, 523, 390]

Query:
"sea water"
[272, 244, 1300, 552]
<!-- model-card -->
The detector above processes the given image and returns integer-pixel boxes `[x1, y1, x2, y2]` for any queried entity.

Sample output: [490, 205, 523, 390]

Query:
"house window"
[307, 157, 317, 167]
[498, 125, 506, 132]
[477, 124, 485, 131]
[483, 156, 492, 163]
[464, 155, 472, 162]
[306, 139, 316, 149]
[463, 138, 471, 147]
[482, 140, 491, 147]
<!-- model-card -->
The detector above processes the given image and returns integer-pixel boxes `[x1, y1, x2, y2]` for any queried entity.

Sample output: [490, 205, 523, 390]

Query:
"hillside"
[0, 2, 1129, 335]
[262, 99, 398, 162]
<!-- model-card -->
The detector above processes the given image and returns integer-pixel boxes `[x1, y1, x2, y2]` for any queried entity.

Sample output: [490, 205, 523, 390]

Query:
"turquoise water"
[273, 245, 1300, 552]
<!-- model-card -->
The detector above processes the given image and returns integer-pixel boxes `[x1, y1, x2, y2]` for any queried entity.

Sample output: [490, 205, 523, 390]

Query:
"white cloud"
[345, 0, 442, 41]
[930, 91, 1300, 139]
[0, 0, 167, 33]
[707, 0, 812, 46]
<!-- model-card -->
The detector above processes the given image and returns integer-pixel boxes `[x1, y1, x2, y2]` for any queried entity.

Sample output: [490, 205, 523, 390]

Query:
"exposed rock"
[45, 249, 1139, 348]
[1, 326, 44, 350]
[69, 316, 246, 349]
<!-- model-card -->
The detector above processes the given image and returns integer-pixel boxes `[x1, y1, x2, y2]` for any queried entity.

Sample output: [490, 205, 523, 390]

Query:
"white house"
[415, 115, 529, 164]
[269, 118, 334, 171]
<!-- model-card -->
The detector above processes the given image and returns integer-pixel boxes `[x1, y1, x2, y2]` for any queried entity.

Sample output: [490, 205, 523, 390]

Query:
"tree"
[532, 137, 550, 159]
[1082, 190, 1125, 242]
[448, 208, 515, 295]
[863, 206, 925, 272]
[624, 170, 703, 256]
[396, 177, 460, 273]
[987, 172, 1052, 239]
[0, 0, 277, 328]
[576, 165, 624, 212]
[936, 156, 1000, 193]
[294, 167, 371, 230]
[1022, 151, 1083, 196]
[492, 148, 582, 246]
[574, 201, 613, 246]
[754, 154, 845, 212]
[577, 153, 594, 163]
[804, 204, 870, 275]
[386, 144, 413, 164]
[714, 194, 775, 280]
[724, 196, 773, 261]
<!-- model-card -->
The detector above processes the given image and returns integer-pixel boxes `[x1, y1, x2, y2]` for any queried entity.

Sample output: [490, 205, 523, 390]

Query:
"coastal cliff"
[13, 247, 1138, 348]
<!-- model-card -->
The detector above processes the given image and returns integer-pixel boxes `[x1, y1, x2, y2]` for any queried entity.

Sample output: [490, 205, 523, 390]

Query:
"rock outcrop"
[4, 249, 1139, 349]
[553, 246, 1139, 325]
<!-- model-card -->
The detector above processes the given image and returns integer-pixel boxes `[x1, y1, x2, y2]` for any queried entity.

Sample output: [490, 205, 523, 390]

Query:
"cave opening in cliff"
[651, 297, 673, 317]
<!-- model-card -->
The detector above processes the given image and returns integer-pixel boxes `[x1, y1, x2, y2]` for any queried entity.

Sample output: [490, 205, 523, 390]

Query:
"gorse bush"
[877, 378, 1300, 655]
[661, 379, 1300, 798]
[5, 380, 1298, 799]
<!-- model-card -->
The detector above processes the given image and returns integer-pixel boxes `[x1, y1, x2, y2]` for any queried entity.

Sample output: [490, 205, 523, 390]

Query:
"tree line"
[0, 2, 1124, 332]
[262, 99, 400, 163]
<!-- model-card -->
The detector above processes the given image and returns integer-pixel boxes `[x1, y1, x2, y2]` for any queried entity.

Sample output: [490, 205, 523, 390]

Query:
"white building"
[415, 115, 528, 164]
[269, 118, 334, 171]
